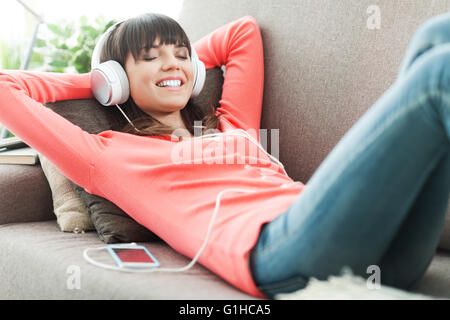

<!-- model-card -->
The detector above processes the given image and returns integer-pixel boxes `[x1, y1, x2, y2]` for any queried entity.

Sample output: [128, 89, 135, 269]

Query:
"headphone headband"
[91, 20, 124, 70]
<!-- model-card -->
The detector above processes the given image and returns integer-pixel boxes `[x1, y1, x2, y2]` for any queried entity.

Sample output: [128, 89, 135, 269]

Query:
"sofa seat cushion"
[0, 221, 257, 299]
[2, 220, 450, 299]
[410, 249, 450, 299]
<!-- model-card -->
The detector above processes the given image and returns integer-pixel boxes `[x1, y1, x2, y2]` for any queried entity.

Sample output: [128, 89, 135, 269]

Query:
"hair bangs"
[123, 13, 192, 62]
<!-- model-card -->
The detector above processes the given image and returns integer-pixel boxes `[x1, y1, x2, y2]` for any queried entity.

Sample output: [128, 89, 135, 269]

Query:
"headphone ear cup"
[190, 47, 206, 98]
[90, 60, 130, 106]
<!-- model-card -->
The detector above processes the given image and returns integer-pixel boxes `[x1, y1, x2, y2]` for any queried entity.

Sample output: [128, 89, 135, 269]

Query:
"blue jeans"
[249, 12, 450, 299]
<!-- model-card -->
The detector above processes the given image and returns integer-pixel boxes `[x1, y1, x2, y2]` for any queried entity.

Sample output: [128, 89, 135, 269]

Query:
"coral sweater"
[0, 16, 305, 298]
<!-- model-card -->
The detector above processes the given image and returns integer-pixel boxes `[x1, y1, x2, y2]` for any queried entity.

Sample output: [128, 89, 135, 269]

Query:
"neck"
[152, 110, 193, 137]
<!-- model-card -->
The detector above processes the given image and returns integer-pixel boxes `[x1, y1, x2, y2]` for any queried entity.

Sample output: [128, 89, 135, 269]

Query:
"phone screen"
[112, 248, 155, 263]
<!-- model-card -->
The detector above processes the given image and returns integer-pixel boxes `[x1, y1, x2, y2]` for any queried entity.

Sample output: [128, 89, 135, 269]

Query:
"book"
[0, 147, 39, 165]
[0, 136, 29, 149]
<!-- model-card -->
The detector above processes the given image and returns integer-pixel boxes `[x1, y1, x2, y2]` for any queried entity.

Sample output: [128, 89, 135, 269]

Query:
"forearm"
[0, 70, 108, 192]
[0, 70, 93, 103]
[193, 16, 264, 132]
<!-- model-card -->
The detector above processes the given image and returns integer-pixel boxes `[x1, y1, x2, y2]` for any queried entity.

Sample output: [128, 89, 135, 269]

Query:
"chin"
[161, 103, 188, 112]
[166, 98, 190, 109]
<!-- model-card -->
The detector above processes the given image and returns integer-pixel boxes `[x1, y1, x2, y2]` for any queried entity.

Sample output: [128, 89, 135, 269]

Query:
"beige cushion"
[38, 153, 94, 233]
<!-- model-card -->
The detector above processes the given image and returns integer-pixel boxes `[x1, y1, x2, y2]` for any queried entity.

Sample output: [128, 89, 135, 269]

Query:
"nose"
[161, 54, 181, 71]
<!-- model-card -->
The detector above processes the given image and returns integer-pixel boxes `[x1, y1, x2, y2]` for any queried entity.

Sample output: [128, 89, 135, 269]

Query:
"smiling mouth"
[155, 79, 184, 88]
[157, 84, 184, 89]
[155, 85, 184, 92]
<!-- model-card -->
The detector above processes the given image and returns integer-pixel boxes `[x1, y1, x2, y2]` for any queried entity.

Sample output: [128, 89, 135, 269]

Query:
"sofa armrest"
[0, 164, 54, 225]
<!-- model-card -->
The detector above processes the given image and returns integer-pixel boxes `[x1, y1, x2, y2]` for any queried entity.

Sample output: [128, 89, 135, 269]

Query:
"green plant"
[0, 40, 23, 69]
[31, 15, 116, 73]
[0, 16, 116, 138]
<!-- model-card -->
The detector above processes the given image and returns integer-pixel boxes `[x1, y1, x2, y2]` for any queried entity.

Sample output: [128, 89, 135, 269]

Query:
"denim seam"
[419, 90, 450, 139]
[253, 89, 441, 257]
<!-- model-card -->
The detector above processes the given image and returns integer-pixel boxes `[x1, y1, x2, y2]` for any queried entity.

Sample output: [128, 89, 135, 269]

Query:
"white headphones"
[90, 18, 206, 107]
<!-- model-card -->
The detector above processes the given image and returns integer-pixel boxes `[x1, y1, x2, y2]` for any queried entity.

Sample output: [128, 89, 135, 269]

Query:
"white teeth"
[156, 80, 182, 87]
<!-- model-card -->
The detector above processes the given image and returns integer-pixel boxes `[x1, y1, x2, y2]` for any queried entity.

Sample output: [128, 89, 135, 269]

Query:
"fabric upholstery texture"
[0, 164, 53, 225]
[0, 221, 256, 299]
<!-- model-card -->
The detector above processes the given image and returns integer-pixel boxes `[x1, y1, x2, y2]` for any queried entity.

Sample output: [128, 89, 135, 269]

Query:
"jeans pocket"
[257, 275, 310, 299]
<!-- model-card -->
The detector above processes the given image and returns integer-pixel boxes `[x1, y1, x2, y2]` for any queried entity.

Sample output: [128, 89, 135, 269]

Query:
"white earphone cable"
[115, 104, 142, 133]
[198, 129, 288, 176]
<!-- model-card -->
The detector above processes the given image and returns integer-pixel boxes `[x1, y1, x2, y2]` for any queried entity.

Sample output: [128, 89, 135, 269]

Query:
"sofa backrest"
[179, 0, 450, 183]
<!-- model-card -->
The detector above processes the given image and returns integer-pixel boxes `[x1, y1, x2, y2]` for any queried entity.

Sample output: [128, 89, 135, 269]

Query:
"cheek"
[186, 66, 195, 89]
[129, 71, 153, 96]
[128, 79, 152, 107]
[190, 62, 195, 77]
[128, 77, 142, 98]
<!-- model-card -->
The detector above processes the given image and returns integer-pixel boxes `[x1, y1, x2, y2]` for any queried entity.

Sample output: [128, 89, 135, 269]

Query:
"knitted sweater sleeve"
[0, 71, 111, 192]
[193, 15, 264, 133]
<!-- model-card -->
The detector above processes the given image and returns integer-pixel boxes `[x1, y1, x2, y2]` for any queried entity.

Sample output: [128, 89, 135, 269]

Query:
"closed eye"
[143, 56, 188, 61]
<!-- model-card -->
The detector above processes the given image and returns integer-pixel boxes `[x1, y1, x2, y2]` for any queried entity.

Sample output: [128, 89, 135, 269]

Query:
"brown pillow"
[71, 182, 160, 243]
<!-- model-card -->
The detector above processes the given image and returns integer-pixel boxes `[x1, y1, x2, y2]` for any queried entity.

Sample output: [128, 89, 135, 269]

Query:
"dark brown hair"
[99, 13, 220, 138]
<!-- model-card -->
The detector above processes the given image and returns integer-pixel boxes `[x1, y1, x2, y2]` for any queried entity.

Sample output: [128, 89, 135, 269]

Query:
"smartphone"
[106, 243, 160, 268]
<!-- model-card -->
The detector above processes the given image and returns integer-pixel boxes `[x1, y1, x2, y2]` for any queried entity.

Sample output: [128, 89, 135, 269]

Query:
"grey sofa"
[2, 0, 450, 299]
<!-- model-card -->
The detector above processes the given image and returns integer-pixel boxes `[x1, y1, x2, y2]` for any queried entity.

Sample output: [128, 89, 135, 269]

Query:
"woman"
[0, 12, 449, 299]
